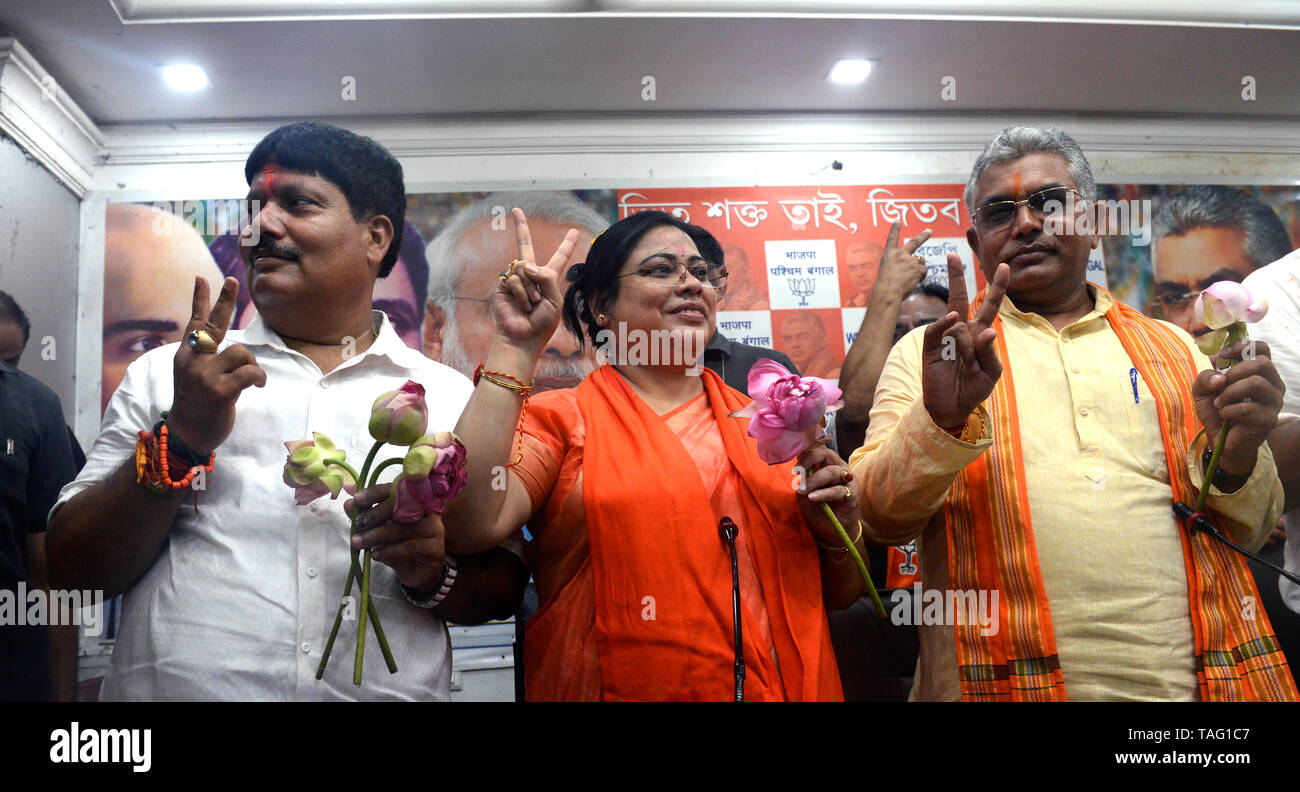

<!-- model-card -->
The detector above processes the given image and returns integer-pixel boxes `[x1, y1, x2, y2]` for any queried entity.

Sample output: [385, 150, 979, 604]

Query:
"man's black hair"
[915, 280, 949, 304]
[0, 290, 31, 346]
[244, 122, 406, 277]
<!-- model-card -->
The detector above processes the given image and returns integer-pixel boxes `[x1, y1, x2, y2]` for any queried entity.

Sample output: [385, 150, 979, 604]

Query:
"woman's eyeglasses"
[620, 258, 729, 290]
[972, 186, 1084, 231]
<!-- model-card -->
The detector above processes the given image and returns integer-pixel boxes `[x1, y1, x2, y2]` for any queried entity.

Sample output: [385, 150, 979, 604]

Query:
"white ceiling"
[1, 0, 1299, 125]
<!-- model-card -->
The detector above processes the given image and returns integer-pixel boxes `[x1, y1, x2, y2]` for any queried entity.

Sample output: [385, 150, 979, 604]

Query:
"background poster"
[102, 181, 1300, 417]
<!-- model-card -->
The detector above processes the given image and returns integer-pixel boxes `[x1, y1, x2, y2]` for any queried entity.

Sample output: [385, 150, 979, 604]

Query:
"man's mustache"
[247, 241, 302, 262]
[536, 357, 594, 381]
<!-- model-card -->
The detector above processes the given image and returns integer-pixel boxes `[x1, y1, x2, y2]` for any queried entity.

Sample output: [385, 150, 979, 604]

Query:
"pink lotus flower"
[282, 432, 357, 505]
[730, 358, 844, 464]
[368, 380, 429, 446]
[391, 432, 468, 523]
[1193, 281, 1269, 356]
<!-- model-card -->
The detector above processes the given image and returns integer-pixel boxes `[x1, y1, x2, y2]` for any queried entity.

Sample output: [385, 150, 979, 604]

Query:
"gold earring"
[597, 313, 607, 324]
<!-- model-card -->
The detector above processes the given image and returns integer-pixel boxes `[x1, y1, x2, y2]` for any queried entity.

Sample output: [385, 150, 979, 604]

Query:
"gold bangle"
[817, 519, 864, 552]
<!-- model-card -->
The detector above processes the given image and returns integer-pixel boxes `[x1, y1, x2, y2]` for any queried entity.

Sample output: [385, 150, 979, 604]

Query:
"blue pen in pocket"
[1129, 367, 1139, 403]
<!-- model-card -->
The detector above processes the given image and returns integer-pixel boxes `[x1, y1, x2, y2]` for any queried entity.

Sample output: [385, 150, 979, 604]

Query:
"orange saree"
[512, 365, 842, 701]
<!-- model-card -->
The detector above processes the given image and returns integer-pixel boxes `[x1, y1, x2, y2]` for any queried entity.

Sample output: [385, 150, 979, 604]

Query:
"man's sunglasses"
[972, 186, 1084, 231]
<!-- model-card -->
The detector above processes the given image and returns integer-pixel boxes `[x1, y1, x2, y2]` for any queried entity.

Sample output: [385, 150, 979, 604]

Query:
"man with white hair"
[852, 126, 1293, 701]
[423, 191, 607, 391]
[1151, 185, 1293, 337]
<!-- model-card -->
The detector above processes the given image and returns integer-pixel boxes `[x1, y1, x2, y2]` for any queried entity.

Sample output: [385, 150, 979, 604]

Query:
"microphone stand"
[1173, 501, 1300, 586]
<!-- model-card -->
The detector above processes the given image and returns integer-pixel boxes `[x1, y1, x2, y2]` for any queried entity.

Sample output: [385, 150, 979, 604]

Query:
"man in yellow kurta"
[849, 126, 1296, 701]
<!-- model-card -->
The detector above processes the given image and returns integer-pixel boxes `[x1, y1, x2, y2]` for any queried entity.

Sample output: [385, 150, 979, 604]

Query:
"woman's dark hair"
[244, 121, 406, 277]
[561, 210, 698, 350]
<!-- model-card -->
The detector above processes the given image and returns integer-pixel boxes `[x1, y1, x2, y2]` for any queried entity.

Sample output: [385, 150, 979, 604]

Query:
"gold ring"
[839, 469, 852, 484]
[499, 260, 519, 282]
[843, 486, 854, 501]
[187, 329, 218, 353]
[914, 255, 926, 266]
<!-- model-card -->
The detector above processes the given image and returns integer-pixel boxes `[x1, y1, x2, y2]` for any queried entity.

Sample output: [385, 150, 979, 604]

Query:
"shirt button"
[301, 642, 311, 654]
[310, 501, 322, 513]
[1071, 365, 1080, 374]
[1079, 406, 1090, 416]
[306, 567, 318, 578]
[320, 380, 330, 389]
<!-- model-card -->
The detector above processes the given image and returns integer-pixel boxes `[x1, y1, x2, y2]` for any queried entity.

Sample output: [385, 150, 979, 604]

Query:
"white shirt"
[1245, 250, 1300, 615]
[52, 311, 473, 700]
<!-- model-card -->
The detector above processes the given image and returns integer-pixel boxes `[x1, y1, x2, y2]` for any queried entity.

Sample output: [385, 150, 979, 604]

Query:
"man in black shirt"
[0, 291, 80, 700]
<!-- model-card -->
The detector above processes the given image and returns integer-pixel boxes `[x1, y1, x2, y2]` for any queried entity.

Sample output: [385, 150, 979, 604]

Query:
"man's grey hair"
[425, 191, 609, 375]
[1153, 185, 1292, 271]
[964, 126, 1098, 214]
[425, 191, 609, 305]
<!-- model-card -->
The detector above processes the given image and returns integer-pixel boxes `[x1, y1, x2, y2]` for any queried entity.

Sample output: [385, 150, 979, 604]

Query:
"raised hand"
[922, 256, 1010, 430]
[875, 221, 932, 303]
[166, 276, 268, 455]
[1192, 338, 1285, 476]
[491, 208, 580, 353]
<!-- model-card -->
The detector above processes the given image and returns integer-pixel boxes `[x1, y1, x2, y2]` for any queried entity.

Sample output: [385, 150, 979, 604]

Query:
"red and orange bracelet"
[473, 364, 534, 468]
[135, 422, 215, 494]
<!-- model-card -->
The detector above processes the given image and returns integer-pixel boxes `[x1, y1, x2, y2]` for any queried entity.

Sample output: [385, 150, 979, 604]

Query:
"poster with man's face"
[100, 180, 1298, 418]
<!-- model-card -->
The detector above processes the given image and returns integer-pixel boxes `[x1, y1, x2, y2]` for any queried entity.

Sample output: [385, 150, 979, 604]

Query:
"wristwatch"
[400, 555, 459, 609]
[1202, 447, 1250, 494]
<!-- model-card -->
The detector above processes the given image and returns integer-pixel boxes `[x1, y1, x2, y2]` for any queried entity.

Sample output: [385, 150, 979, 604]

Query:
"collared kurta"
[52, 312, 473, 700]
[850, 286, 1283, 701]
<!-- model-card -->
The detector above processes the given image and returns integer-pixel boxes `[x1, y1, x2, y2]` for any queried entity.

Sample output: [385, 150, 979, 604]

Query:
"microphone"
[1173, 501, 1300, 586]
[718, 516, 744, 702]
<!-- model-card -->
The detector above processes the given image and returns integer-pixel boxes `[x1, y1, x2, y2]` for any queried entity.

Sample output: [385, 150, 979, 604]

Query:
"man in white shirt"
[1244, 249, 1300, 617]
[47, 122, 527, 700]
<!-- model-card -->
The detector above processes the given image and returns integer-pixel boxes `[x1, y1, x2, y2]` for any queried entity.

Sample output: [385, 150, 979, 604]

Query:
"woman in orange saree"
[443, 209, 865, 701]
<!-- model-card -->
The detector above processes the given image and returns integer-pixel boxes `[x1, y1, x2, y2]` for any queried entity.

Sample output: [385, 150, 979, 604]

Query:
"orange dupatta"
[570, 365, 843, 701]
[943, 291, 1298, 702]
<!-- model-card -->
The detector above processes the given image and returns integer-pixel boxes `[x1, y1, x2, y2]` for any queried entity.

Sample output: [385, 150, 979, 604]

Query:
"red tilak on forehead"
[259, 165, 279, 193]
[1012, 169, 1022, 198]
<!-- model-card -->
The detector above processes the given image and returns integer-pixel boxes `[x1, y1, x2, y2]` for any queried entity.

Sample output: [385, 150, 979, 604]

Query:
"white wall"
[0, 133, 81, 424]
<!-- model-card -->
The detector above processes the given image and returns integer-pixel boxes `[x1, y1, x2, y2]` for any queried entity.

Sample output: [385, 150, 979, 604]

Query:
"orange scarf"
[944, 292, 1298, 701]
[574, 365, 843, 701]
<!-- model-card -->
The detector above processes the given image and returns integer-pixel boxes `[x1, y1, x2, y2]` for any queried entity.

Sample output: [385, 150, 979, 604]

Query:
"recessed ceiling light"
[827, 58, 875, 85]
[161, 64, 210, 92]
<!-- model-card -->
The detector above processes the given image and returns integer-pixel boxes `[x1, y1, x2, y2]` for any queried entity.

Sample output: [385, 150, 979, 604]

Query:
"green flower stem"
[315, 560, 356, 680]
[324, 459, 362, 486]
[354, 548, 373, 686]
[358, 441, 383, 486]
[351, 440, 384, 685]
[315, 527, 398, 679]
[367, 458, 404, 487]
[353, 553, 397, 674]
[1195, 421, 1231, 513]
[1194, 323, 1247, 515]
[821, 502, 886, 618]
